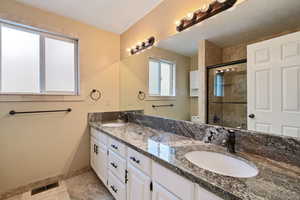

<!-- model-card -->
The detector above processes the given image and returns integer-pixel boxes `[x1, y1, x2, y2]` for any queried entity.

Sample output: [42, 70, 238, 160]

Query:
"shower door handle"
[248, 114, 255, 119]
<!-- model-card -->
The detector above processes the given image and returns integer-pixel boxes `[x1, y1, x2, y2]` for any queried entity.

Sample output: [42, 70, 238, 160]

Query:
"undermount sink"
[185, 151, 259, 178]
[102, 122, 126, 128]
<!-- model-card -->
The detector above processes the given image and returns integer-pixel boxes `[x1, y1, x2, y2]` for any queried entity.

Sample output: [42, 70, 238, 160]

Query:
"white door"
[247, 31, 300, 137]
[95, 141, 108, 185]
[127, 163, 151, 200]
[152, 182, 180, 200]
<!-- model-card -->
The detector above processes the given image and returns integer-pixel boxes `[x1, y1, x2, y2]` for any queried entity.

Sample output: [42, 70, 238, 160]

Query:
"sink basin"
[185, 151, 258, 178]
[102, 122, 126, 128]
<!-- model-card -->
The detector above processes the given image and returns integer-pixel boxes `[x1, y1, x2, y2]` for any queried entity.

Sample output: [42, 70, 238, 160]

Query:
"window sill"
[0, 93, 84, 102]
[145, 96, 176, 101]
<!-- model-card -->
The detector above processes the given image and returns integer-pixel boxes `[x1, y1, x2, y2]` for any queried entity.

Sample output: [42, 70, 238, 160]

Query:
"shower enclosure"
[207, 59, 247, 129]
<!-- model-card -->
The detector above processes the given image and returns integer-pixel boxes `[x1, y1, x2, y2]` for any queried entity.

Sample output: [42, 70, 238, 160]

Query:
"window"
[149, 58, 175, 96]
[0, 22, 79, 95]
[214, 73, 224, 97]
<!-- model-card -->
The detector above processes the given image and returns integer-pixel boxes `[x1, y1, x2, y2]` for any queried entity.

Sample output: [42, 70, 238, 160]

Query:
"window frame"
[0, 18, 80, 96]
[148, 57, 176, 97]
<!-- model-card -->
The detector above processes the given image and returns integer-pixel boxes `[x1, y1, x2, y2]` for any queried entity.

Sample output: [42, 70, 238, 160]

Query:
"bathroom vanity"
[89, 112, 300, 200]
[90, 124, 223, 200]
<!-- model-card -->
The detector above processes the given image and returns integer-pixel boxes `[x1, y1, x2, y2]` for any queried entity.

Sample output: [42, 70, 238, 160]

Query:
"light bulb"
[217, 0, 226, 3]
[126, 48, 131, 52]
[175, 20, 181, 26]
[186, 13, 194, 20]
[201, 4, 209, 12]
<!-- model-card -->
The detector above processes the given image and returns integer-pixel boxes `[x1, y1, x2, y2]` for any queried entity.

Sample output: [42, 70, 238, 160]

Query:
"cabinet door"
[152, 182, 180, 200]
[90, 138, 97, 172]
[95, 141, 108, 185]
[127, 163, 151, 200]
[108, 171, 126, 200]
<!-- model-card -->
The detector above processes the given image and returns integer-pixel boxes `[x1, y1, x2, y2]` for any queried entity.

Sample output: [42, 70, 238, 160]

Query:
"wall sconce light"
[127, 36, 155, 55]
[175, 0, 237, 32]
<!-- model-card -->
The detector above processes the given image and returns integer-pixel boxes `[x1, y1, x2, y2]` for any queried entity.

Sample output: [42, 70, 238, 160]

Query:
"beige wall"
[190, 55, 198, 117]
[222, 28, 300, 63]
[198, 40, 223, 123]
[0, 0, 120, 193]
[119, 47, 191, 121]
[120, 0, 212, 59]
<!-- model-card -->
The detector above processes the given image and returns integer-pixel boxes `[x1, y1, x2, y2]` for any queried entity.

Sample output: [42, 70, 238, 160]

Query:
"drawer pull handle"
[130, 156, 140, 164]
[111, 144, 118, 150]
[110, 185, 118, 193]
[110, 162, 118, 169]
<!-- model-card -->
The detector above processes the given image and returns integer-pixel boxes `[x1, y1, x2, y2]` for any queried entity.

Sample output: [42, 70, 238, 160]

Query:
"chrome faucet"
[223, 130, 236, 153]
[117, 112, 129, 123]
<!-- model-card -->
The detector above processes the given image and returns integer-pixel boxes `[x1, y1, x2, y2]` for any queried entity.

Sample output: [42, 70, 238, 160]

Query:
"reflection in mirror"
[207, 61, 247, 129]
[119, 47, 197, 121]
[120, 0, 300, 138]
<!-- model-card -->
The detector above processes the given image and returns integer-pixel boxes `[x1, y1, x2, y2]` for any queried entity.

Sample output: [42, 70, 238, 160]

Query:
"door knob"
[248, 114, 255, 119]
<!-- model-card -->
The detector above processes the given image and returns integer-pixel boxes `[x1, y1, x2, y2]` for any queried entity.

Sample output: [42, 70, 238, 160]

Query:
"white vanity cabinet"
[152, 182, 180, 200]
[152, 162, 194, 200]
[90, 130, 108, 186]
[90, 137, 98, 172]
[127, 163, 151, 200]
[90, 127, 224, 200]
[108, 171, 126, 200]
[195, 185, 223, 200]
[97, 142, 108, 185]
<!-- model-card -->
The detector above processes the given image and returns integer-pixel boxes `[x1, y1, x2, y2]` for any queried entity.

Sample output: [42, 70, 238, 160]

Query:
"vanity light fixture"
[175, 0, 237, 32]
[216, 67, 235, 73]
[127, 36, 155, 55]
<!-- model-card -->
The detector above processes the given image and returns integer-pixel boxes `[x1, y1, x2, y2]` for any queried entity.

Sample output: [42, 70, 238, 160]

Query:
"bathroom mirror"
[119, 0, 300, 138]
[119, 46, 196, 121]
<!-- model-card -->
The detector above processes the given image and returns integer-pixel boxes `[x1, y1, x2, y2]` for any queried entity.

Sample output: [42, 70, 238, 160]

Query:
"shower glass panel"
[207, 61, 247, 129]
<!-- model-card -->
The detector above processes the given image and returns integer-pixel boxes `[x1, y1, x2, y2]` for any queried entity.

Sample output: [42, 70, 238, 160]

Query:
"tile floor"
[4, 171, 114, 200]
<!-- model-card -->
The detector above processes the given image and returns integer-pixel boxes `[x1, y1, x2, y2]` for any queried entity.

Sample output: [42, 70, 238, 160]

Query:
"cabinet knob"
[130, 156, 140, 164]
[248, 114, 255, 119]
[110, 185, 118, 193]
[110, 162, 118, 169]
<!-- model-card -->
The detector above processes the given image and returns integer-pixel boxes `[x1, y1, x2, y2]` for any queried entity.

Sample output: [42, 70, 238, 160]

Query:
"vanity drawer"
[152, 162, 194, 200]
[108, 171, 126, 200]
[91, 128, 108, 145]
[127, 147, 151, 176]
[108, 137, 126, 157]
[108, 150, 126, 182]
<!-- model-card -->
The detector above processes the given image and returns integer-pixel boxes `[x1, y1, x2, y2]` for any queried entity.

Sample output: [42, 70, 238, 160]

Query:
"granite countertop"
[89, 122, 300, 200]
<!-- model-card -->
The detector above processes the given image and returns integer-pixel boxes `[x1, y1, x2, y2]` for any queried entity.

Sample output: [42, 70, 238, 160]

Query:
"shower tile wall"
[208, 63, 247, 129]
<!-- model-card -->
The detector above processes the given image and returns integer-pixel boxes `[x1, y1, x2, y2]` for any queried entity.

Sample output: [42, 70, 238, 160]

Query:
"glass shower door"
[207, 61, 247, 129]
